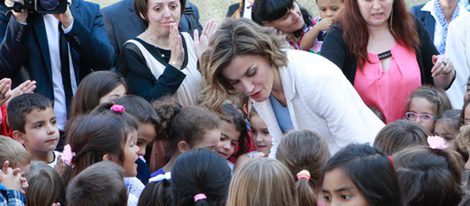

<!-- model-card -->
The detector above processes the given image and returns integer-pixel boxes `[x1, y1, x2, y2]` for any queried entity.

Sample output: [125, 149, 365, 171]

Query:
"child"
[0, 161, 27, 205]
[405, 86, 451, 133]
[149, 99, 221, 181]
[456, 125, 470, 169]
[66, 161, 128, 206]
[215, 103, 249, 171]
[69, 71, 127, 118]
[276, 130, 330, 206]
[300, 0, 344, 52]
[62, 104, 140, 205]
[0, 135, 31, 174]
[434, 109, 461, 146]
[114, 95, 160, 184]
[373, 120, 430, 155]
[7, 93, 61, 168]
[235, 108, 272, 169]
[137, 180, 172, 206]
[322, 144, 403, 206]
[27, 161, 64, 206]
[227, 158, 298, 206]
[171, 149, 231, 206]
[461, 99, 470, 126]
[393, 140, 463, 206]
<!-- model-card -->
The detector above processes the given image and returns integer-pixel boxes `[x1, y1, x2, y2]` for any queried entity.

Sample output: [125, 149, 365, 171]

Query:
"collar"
[422, 0, 435, 12]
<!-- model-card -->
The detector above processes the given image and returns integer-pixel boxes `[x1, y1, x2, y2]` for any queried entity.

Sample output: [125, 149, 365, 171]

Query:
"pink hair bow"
[110, 104, 125, 113]
[427, 136, 448, 150]
[62, 144, 76, 167]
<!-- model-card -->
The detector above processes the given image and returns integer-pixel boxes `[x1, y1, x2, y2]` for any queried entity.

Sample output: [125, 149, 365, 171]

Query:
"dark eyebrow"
[335, 186, 353, 193]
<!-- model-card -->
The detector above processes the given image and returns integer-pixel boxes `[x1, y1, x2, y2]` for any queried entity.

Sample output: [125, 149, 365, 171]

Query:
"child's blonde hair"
[227, 158, 299, 206]
[0, 135, 30, 168]
[276, 130, 330, 206]
[27, 161, 65, 205]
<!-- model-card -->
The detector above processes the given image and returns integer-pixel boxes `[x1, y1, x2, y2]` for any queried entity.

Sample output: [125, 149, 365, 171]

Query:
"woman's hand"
[431, 55, 455, 89]
[168, 23, 184, 69]
[194, 20, 217, 59]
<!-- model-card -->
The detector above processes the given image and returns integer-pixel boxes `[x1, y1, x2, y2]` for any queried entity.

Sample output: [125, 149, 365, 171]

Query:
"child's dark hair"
[373, 120, 430, 155]
[220, 103, 249, 158]
[137, 180, 173, 206]
[277, 130, 330, 206]
[407, 86, 451, 119]
[7, 93, 53, 132]
[62, 104, 138, 184]
[393, 146, 463, 206]
[152, 97, 220, 155]
[252, 0, 312, 26]
[114, 95, 160, 125]
[171, 149, 231, 206]
[66, 161, 128, 206]
[436, 109, 461, 131]
[322, 144, 404, 206]
[27, 161, 65, 206]
[70, 71, 127, 118]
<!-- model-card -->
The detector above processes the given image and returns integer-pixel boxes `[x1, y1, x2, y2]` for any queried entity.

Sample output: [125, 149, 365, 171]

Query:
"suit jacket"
[0, 0, 115, 101]
[102, 0, 202, 57]
[412, 3, 436, 42]
[254, 50, 384, 156]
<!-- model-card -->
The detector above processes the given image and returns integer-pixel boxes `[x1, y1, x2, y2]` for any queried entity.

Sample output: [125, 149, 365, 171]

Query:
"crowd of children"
[1, 0, 470, 204]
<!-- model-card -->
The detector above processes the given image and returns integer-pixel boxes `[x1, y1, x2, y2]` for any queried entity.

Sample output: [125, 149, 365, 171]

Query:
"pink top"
[354, 43, 421, 124]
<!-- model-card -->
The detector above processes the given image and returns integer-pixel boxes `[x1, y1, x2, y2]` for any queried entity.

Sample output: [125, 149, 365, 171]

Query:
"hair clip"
[62, 144, 76, 167]
[296, 170, 311, 181]
[194, 193, 207, 202]
[110, 104, 125, 113]
[427, 136, 448, 150]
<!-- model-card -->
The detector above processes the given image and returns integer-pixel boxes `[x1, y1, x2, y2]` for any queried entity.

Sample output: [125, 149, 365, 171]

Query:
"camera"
[9, 0, 67, 14]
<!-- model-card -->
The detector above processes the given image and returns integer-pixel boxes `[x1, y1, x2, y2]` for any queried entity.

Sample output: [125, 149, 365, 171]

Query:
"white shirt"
[242, 0, 253, 19]
[43, 14, 78, 130]
[421, 0, 470, 52]
[445, 13, 470, 109]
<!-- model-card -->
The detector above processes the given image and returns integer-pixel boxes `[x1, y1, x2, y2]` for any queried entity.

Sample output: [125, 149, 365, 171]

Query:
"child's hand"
[314, 17, 334, 32]
[54, 155, 66, 176]
[0, 161, 23, 191]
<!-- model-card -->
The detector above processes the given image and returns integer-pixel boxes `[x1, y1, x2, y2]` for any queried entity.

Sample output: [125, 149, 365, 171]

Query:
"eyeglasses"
[405, 112, 434, 121]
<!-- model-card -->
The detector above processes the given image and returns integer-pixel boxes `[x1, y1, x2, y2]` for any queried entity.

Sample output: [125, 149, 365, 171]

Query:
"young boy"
[7, 93, 61, 168]
[0, 135, 31, 205]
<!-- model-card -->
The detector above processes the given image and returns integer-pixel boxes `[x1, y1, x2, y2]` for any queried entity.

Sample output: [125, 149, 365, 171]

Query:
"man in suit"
[0, 0, 115, 146]
[102, 0, 203, 58]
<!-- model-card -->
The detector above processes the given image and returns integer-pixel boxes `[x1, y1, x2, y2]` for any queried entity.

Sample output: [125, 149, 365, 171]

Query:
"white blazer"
[253, 50, 385, 157]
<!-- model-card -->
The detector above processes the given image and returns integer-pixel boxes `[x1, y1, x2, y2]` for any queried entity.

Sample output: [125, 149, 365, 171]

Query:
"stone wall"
[93, 0, 428, 26]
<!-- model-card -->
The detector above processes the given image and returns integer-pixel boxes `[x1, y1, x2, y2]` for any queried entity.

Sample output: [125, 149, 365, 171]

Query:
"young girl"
[69, 71, 127, 118]
[300, 0, 344, 52]
[215, 103, 249, 171]
[434, 109, 461, 146]
[235, 108, 273, 169]
[149, 99, 221, 181]
[461, 99, 470, 126]
[393, 139, 463, 206]
[62, 104, 140, 205]
[456, 125, 470, 169]
[227, 158, 298, 206]
[322, 144, 403, 206]
[276, 130, 330, 206]
[373, 120, 430, 155]
[27, 161, 64, 206]
[114, 95, 160, 184]
[171, 149, 231, 206]
[405, 86, 451, 133]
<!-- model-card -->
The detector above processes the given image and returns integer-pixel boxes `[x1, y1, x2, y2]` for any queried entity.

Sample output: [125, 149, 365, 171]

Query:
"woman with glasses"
[405, 86, 452, 133]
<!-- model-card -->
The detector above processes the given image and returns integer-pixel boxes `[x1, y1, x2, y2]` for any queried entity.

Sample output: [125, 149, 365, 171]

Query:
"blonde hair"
[0, 135, 30, 168]
[227, 158, 299, 206]
[199, 18, 288, 111]
[27, 161, 65, 205]
[277, 130, 330, 206]
[456, 125, 470, 152]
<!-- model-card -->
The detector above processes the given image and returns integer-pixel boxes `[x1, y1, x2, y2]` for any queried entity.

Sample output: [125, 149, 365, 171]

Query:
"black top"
[320, 17, 444, 88]
[116, 37, 188, 101]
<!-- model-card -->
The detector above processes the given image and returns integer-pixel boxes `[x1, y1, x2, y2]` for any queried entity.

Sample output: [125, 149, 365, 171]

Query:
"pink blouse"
[354, 43, 421, 124]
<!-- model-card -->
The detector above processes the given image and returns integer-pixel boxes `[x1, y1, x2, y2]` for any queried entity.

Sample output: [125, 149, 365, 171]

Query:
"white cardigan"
[253, 50, 385, 156]
[445, 13, 470, 109]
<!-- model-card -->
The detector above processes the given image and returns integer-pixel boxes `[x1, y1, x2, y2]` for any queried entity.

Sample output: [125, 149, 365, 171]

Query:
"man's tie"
[58, 23, 73, 109]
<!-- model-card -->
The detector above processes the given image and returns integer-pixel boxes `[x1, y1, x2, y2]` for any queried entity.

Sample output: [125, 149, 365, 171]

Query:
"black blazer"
[0, 0, 115, 101]
[411, 3, 436, 42]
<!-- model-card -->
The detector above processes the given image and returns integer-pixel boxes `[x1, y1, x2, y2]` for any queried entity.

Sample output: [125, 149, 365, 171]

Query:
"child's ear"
[102, 154, 113, 161]
[12, 130, 26, 145]
[177, 140, 190, 153]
